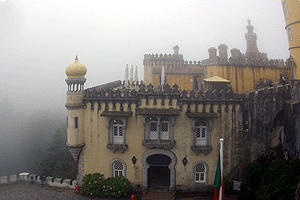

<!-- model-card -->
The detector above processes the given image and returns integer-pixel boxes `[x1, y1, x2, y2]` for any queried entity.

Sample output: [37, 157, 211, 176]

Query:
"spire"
[75, 55, 78, 61]
[130, 65, 133, 88]
[161, 66, 165, 86]
[135, 65, 138, 83]
[245, 19, 260, 58]
[125, 64, 129, 88]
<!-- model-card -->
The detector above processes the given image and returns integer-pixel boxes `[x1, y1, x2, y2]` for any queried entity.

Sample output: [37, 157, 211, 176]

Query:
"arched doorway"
[141, 149, 177, 191]
[147, 154, 171, 188]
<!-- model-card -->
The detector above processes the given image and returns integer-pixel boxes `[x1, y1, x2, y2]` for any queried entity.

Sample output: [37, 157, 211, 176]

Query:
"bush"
[82, 173, 132, 198]
[255, 159, 300, 200]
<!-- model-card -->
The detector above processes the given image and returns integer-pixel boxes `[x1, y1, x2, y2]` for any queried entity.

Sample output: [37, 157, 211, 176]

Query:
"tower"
[281, 0, 300, 78]
[245, 19, 260, 58]
[65, 55, 87, 163]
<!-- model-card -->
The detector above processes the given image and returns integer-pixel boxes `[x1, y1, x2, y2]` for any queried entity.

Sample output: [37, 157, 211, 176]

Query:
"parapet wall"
[0, 173, 76, 189]
[202, 56, 288, 68]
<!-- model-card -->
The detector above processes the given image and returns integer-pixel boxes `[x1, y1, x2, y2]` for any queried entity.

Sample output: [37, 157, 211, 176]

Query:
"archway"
[147, 154, 171, 188]
[141, 149, 177, 191]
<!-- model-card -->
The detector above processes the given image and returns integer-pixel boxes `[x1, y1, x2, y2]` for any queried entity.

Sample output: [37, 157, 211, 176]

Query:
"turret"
[65, 55, 87, 162]
[218, 44, 228, 61]
[245, 19, 260, 58]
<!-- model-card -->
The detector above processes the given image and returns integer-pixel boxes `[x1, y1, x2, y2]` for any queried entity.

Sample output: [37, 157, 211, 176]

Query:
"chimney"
[218, 44, 228, 61]
[208, 47, 217, 60]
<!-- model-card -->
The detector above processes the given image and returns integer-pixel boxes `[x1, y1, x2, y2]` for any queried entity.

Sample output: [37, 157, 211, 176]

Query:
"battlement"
[202, 56, 287, 68]
[144, 53, 184, 60]
[243, 84, 289, 99]
[84, 82, 242, 106]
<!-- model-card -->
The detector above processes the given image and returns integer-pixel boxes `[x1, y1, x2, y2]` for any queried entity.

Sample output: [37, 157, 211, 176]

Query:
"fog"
[0, 0, 289, 113]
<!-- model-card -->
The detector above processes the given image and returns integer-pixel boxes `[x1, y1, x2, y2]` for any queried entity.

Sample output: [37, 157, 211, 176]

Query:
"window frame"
[142, 115, 175, 150]
[191, 119, 213, 155]
[282, 0, 289, 20]
[106, 117, 128, 153]
[110, 159, 126, 178]
[144, 116, 174, 141]
[74, 117, 79, 129]
[288, 27, 293, 41]
[193, 161, 209, 185]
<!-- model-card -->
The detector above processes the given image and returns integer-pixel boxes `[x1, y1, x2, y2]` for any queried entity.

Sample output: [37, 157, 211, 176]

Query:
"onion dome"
[65, 55, 87, 78]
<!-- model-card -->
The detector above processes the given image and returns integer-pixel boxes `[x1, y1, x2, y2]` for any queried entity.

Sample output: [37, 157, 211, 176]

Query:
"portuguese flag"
[213, 154, 224, 200]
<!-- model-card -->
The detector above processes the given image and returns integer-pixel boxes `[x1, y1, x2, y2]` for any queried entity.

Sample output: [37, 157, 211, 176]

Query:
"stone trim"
[192, 161, 209, 186]
[141, 149, 177, 191]
[110, 158, 127, 178]
[191, 119, 213, 155]
[100, 111, 133, 117]
[137, 108, 180, 116]
[105, 117, 128, 153]
[186, 112, 218, 119]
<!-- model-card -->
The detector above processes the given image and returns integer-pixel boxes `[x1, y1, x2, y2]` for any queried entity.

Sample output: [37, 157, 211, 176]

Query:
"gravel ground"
[0, 181, 100, 200]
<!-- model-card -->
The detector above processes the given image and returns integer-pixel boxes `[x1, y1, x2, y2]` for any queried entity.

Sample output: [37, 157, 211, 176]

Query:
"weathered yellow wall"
[77, 97, 240, 187]
[282, 0, 300, 78]
[205, 65, 290, 93]
[152, 74, 197, 90]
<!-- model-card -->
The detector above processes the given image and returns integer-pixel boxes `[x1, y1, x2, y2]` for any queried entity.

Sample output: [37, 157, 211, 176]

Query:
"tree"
[38, 128, 76, 179]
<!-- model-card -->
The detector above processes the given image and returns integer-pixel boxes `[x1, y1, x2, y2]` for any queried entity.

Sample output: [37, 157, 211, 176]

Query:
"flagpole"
[219, 138, 224, 200]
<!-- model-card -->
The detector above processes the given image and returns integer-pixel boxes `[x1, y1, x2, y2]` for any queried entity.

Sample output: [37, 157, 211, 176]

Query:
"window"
[193, 162, 208, 185]
[111, 159, 126, 178]
[191, 119, 212, 155]
[142, 115, 175, 150]
[101, 111, 132, 153]
[195, 121, 207, 146]
[195, 163, 206, 182]
[112, 120, 124, 144]
[288, 27, 293, 41]
[282, 1, 289, 19]
[106, 118, 128, 153]
[148, 116, 170, 140]
[149, 117, 158, 139]
[74, 117, 78, 128]
[160, 117, 169, 139]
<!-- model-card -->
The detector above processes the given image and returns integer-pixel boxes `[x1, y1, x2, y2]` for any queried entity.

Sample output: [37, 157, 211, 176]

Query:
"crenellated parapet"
[84, 82, 242, 110]
[203, 55, 288, 68]
[241, 84, 290, 156]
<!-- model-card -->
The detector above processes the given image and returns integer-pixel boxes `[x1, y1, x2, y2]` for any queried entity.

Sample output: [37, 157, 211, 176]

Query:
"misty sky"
[0, 0, 289, 113]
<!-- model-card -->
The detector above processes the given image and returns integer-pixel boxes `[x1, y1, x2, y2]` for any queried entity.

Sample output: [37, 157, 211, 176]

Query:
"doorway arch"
[141, 149, 177, 191]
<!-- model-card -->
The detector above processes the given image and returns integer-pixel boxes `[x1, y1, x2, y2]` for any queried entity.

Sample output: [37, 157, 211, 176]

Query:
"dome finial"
[75, 55, 78, 61]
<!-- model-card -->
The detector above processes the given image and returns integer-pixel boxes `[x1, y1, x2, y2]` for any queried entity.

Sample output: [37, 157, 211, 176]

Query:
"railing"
[0, 173, 76, 189]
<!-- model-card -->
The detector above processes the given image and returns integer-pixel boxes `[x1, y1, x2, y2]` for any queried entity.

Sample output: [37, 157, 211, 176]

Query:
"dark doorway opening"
[146, 154, 171, 189]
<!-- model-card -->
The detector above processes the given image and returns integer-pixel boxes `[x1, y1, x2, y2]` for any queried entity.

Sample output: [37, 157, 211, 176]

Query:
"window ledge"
[142, 139, 175, 150]
[106, 144, 128, 153]
[191, 145, 212, 155]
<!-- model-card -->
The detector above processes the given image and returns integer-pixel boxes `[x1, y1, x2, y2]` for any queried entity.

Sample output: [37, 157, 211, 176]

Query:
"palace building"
[65, 20, 296, 191]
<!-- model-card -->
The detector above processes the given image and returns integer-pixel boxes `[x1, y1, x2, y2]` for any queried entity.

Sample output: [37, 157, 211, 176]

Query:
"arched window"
[193, 161, 208, 185]
[195, 163, 206, 182]
[111, 159, 126, 178]
[191, 119, 212, 155]
[112, 120, 124, 144]
[195, 120, 207, 146]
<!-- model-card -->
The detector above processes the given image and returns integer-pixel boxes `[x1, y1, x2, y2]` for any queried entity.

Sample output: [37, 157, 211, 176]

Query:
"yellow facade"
[76, 98, 240, 190]
[152, 73, 198, 91]
[205, 65, 290, 93]
[282, 0, 300, 78]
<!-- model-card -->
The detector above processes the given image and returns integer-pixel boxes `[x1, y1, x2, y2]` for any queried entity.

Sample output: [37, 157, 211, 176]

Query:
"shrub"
[82, 173, 132, 198]
[255, 159, 300, 200]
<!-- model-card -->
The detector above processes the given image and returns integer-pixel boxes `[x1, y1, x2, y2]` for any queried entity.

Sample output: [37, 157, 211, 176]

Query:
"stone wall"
[0, 173, 76, 189]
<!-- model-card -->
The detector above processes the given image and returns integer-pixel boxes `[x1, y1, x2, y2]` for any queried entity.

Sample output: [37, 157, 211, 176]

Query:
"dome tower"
[65, 55, 87, 162]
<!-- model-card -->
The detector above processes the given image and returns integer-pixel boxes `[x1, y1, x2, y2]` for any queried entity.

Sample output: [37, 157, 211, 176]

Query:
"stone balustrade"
[0, 173, 76, 189]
